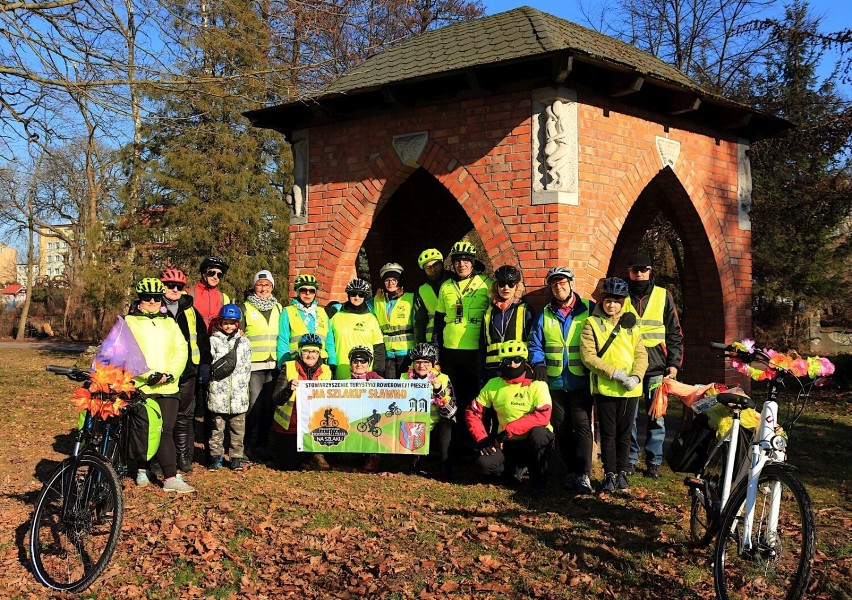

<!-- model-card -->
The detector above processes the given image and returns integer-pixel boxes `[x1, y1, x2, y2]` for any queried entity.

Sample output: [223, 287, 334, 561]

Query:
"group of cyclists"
[117, 241, 682, 499]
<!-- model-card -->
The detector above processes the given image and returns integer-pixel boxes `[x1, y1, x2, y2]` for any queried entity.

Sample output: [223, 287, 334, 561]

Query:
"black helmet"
[410, 343, 438, 364]
[348, 345, 373, 363]
[601, 277, 629, 298]
[345, 278, 372, 298]
[200, 256, 229, 274]
[494, 265, 521, 283]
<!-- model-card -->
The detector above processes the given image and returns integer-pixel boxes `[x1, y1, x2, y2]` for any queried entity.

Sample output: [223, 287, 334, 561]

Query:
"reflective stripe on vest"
[418, 283, 439, 343]
[373, 292, 415, 352]
[624, 286, 667, 347]
[437, 274, 491, 350]
[244, 302, 282, 363]
[285, 304, 330, 359]
[542, 301, 590, 377]
[588, 316, 643, 397]
[483, 304, 526, 366]
[185, 307, 200, 364]
[273, 360, 331, 430]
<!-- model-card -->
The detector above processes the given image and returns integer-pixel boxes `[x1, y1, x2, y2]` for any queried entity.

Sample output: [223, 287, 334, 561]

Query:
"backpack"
[126, 397, 163, 463]
[665, 411, 715, 473]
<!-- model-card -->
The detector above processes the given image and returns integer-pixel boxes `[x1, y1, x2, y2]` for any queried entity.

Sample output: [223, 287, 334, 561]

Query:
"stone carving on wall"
[655, 136, 681, 169]
[392, 131, 428, 168]
[532, 87, 578, 205]
[286, 129, 309, 224]
[737, 141, 752, 231]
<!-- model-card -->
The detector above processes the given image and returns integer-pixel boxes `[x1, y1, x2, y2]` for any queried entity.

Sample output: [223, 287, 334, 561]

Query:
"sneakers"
[625, 463, 637, 476]
[601, 472, 617, 493]
[576, 474, 594, 495]
[209, 455, 223, 471]
[307, 453, 330, 471]
[229, 457, 244, 471]
[646, 464, 662, 479]
[563, 473, 578, 491]
[163, 474, 195, 494]
[362, 454, 382, 473]
[617, 471, 630, 490]
[135, 470, 150, 488]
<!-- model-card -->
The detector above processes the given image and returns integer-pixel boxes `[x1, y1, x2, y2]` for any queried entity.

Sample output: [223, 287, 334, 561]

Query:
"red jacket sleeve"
[503, 403, 552, 438]
[466, 399, 490, 443]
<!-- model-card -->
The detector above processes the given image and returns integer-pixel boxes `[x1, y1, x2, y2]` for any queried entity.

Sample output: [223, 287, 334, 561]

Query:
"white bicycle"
[680, 342, 829, 599]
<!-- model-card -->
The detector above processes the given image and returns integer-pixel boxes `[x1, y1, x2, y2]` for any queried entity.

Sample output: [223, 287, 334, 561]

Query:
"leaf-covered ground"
[1, 346, 849, 599]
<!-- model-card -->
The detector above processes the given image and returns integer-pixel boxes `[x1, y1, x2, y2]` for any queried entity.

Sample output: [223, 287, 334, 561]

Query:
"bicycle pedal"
[683, 476, 705, 490]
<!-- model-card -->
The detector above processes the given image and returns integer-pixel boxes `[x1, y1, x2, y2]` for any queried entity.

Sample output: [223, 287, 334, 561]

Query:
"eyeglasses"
[548, 278, 570, 287]
[300, 349, 320, 355]
[349, 292, 366, 298]
[164, 283, 185, 291]
[139, 294, 163, 303]
[255, 282, 273, 288]
[500, 356, 524, 366]
[299, 288, 317, 294]
[205, 269, 224, 278]
[413, 360, 433, 367]
[351, 357, 369, 364]
[497, 281, 517, 288]
[629, 266, 651, 273]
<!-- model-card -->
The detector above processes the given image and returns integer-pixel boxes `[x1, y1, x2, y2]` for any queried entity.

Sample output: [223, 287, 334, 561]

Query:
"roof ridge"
[519, 5, 560, 53]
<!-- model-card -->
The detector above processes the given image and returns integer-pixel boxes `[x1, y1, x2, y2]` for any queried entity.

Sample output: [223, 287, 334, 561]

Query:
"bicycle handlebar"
[46, 365, 90, 382]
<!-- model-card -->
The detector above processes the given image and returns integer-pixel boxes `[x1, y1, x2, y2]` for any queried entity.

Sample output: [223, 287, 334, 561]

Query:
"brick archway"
[317, 139, 518, 298]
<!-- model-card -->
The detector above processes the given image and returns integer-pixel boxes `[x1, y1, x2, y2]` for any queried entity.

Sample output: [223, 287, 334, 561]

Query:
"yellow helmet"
[294, 274, 319, 291]
[417, 248, 443, 269]
[498, 340, 528, 360]
[449, 241, 477, 260]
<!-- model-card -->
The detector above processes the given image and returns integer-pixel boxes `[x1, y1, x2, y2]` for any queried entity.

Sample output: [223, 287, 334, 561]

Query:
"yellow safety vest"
[244, 302, 283, 363]
[588, 315, 643, 397]
[273, 360, 331, 430]
[483, 303, 526, 366]
[401, 370, 450, 430]
[329, 310, 384, 379]
[417, 283, 439, 343]
[624, 286, 667, 348]
[436, 274, 491, 350]
[474, 378, 553, 439]
[373, 291, 415, 353]
[285, 304, 330, 360]
[184, 307, 200, 365]
[542, 301, 590, 377]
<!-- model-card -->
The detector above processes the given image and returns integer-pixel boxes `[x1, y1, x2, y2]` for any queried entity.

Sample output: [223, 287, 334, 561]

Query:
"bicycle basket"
[126, 397, 163, 462]
[666, 412, 715, 473]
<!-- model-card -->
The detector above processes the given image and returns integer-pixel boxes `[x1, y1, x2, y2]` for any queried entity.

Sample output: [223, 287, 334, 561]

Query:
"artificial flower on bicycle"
[730, 339, 835, 381]
[70, 362, 137, 420]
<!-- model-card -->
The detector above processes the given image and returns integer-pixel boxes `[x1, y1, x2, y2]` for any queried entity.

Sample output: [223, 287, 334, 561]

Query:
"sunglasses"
[349, 292, 366, 298]
[500, 356, 524, 366]
[164, 283, 185, 291]
[299, 288, 317, 294]
[139, 294, 163, 303]
[351, 357, 369, 364]
[205, 270, 224, 278]
[549, 278, 570, 287]
[497, 281, 517, 288]
[629, 266, 651, 273]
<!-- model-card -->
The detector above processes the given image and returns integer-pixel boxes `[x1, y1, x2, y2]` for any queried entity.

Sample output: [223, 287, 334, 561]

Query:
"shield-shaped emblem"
[399, 421, 426, 451]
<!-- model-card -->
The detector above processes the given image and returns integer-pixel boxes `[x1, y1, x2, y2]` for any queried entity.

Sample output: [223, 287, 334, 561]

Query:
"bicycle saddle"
[716, 391, 755, 410]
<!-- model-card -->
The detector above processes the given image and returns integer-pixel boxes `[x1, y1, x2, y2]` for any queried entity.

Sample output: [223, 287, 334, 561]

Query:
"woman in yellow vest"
[466, 341, 554, 500]
[580, 277, 648, 494]
[413, 248, 450, 344]
[400, 343, 457, 480]
[327, 278, 386, 379]
[270, 334, 332, 470]
[276, 273, 336, 371]
[372, 262, 416, 378]
[241, 270, 284, 461]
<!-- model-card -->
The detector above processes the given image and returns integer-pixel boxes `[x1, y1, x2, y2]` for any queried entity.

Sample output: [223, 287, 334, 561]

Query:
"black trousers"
[383, 354, 411, 379]
[596, 394, 640, 475]
[154, 395, 180, 479]
[476, 426, 554, 489]
[439, 348, 480, 451]
[175, 377, 196, 463]
[551, 388, 594, 476]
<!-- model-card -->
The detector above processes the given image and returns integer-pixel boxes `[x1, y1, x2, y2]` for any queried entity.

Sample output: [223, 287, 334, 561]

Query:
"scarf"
[247, 294, 278, 312]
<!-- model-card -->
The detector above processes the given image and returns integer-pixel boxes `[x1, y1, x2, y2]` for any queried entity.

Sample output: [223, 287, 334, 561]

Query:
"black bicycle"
[29, 365, 135, 593]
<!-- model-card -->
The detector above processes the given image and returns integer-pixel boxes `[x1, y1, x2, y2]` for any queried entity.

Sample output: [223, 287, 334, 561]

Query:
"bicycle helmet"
[348, 345, 373, 363]
[294, 274, 319, 291]
[410, 343, 438, 364]
[199, 256, 229, 274]
[494, 265, 521, 283]
[449, 241, 476, 260]
[545, 266, 574, 284]
[160, 268, 187, 284]
[379, 262, 403, 281]
[298, 333, 323, 349]
[219, 303, 242, 320]
[418, 248, 443, 269]
[498, 340, 529, 360]
[135, 277, 165, 295]
[601, 277, 629, 298]
[345, 278, 372, 298]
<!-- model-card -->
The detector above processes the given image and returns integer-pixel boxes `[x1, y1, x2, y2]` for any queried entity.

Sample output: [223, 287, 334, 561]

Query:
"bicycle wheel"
[713, 465, 815, 600]
[371, 426, 382, 437]
[29, 454, 124, 593]
[356, 422, 368, 433]
[689, 440, 728, 547]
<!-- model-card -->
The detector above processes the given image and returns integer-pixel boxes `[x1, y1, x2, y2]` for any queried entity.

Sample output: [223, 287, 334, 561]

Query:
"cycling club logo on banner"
[308, 406, 348, 447]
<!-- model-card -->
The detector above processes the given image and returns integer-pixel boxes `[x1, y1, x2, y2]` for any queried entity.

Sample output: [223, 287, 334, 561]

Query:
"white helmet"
[379, 262, 404, 280]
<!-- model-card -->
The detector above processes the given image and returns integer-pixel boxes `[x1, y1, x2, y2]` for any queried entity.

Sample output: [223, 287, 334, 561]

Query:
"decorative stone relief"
[532, 87, 578, 205]
[655, 136, 681, 169]
[392, 131, 428, 168]
[737, 141, 752, 231]
[286, 129, 309, 225]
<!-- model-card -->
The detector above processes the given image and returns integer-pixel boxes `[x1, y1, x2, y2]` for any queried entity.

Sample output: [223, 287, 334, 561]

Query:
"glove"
[497, 430, 509, 444]
[533, 364, 549, 382]
[146, 372, 164, 386]
[198, 364, 211, 385]
[477, 437, 497, 455]
[611, 368, 628, 384]
[623, 376, 641, 392]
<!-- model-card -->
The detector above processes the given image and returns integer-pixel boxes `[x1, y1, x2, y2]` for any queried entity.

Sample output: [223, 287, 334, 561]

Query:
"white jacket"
[208, 329, 252, 414]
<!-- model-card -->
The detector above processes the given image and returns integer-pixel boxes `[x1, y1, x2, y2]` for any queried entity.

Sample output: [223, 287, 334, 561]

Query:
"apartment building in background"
[0, 245, 16, 284]
[38, 225, 74, 280]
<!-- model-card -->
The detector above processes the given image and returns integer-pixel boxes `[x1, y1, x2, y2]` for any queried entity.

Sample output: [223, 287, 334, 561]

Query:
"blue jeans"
[629, 374, 665, 466]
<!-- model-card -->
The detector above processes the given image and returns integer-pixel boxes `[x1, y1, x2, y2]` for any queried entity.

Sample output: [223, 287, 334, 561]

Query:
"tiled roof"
[1, 284, 23, 294]
[322, 6, 698, 97]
